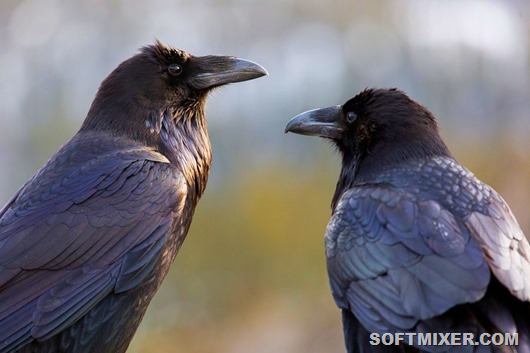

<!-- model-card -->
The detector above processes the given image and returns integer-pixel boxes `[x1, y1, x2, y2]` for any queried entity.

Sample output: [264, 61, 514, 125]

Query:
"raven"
[286, 88, 530, 353]
[0, 41, 266, 353]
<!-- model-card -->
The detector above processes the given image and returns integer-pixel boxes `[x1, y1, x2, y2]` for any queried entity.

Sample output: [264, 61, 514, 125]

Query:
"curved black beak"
[285, 105, 344, 139]
[189, 55, 268, 90]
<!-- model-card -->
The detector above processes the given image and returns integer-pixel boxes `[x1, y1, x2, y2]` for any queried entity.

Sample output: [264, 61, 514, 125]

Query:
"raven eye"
[345, 111, 357, 123]
[168, 64, 183, 76]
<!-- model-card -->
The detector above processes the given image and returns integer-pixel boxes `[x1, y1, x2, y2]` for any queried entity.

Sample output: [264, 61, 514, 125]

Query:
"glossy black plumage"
[0, 41, 266, 353]
[286, 88, 530, 353]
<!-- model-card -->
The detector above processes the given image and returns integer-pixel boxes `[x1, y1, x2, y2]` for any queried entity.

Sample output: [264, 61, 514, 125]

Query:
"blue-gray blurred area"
[0, 0, 529, 352]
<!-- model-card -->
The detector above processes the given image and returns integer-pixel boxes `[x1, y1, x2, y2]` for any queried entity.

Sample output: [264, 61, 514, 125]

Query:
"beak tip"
[245, 61, 268, 79]
[284, 118, 297, 134]
[284, 106, 343, 139]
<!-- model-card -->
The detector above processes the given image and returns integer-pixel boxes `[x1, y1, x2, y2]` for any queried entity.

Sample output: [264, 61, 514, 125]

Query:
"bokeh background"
[1, 0, 529, 352]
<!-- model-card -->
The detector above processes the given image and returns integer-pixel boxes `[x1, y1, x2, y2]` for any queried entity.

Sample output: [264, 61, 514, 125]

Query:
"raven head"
[138, 40, 268, 108]
[81, 40, 267, 136]
[286, 88, 451, 168]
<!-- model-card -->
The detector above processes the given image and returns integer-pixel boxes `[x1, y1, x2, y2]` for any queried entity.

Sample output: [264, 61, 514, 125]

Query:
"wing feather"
[466, 188, 530, 301]
[326, 184, 490, 333]
[0, 139, 186, 351]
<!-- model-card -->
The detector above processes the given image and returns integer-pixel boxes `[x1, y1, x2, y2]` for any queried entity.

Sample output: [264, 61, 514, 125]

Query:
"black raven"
[0, 41, 266, 353]
[286, 88, 530, 353]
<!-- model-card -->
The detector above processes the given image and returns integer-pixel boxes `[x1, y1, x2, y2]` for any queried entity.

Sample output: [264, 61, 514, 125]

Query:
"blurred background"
[0, 0, 529, 352]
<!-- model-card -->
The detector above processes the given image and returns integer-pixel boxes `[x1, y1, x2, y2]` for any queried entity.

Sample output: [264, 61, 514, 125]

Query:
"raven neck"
[332, 138, 452, 211]
[81, 98, 212, 208]
[332, 152, 360, 211]
[159, 104, 212, 207]
[357, 138, 452, 182]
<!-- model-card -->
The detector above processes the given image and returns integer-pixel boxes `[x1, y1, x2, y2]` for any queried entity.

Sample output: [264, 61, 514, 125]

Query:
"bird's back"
[328, 156, 530, 353]
[0, 131, 190, 353]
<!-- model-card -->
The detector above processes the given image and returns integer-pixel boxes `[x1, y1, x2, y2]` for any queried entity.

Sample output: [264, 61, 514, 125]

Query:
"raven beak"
[189, 55, 268, 90]
[285, 105, 344, 139]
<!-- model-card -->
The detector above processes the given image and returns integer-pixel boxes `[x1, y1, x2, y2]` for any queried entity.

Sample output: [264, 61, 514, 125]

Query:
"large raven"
[0, 41, 266, 353]
[286, 88, 530, 352]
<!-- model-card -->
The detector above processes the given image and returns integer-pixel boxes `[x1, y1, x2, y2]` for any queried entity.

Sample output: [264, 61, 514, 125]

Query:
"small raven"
[0, 41, 266, 353]
[286, 88, 530, 353]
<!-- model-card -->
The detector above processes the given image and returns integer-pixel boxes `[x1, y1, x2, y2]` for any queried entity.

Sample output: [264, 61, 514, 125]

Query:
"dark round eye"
[168, 64, 183, 76]
[345, 111, 357, 123]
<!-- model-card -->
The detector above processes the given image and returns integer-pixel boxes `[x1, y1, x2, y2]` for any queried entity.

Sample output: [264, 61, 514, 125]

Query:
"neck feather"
[81, 93, 212, 208]
[331, 136, 451, 211]
[159, 103, 212, 205]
